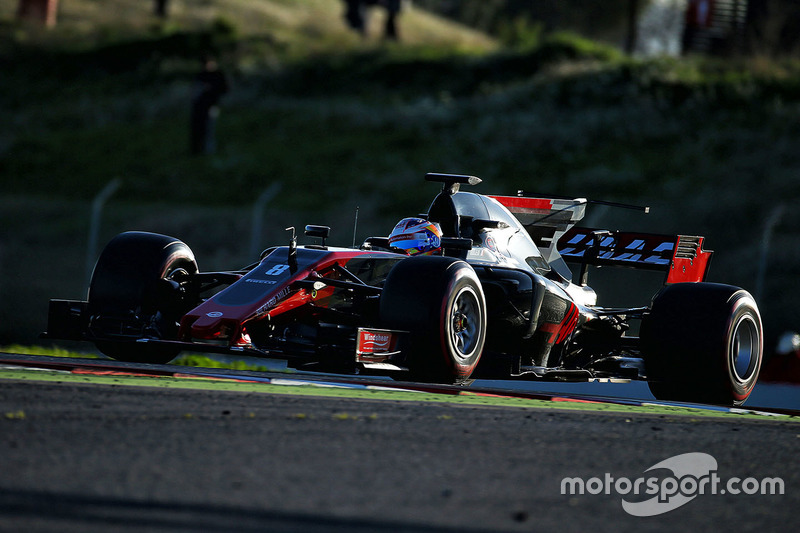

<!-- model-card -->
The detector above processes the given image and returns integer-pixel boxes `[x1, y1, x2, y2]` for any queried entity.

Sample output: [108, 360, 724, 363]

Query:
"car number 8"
[264, 264, 290, 276]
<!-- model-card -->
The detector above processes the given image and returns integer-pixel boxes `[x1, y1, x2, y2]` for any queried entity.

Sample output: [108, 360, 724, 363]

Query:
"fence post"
[86, 179, 121, 285]
[755, 203, 784, 302]
[249, 182, 282, 258]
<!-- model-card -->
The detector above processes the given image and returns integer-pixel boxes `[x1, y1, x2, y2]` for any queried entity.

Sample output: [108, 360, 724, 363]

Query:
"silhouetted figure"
[190, 57, 229, 156]
[384, 0, 400, 40]
[682, 0, 713, 54]
[154, 0, 169, 18]
[17, 0, 59, 27]
[342, 0, 402, 40]
[344, 0, 367, 36]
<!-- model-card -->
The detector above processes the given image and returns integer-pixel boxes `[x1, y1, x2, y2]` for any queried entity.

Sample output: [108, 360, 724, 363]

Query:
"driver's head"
[388, 218, 442, 256]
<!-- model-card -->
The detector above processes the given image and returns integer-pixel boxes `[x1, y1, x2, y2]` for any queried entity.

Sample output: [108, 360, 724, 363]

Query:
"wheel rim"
[731, 314, 759, 382]
[450, 286, 481, 360]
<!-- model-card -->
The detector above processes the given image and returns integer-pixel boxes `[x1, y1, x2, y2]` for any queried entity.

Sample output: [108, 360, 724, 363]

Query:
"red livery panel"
[356, 328, 402, 363]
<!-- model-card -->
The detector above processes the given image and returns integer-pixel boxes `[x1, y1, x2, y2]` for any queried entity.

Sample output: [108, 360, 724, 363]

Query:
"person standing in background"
[190, 56, 229, 156]
[343, 0, 402, 40]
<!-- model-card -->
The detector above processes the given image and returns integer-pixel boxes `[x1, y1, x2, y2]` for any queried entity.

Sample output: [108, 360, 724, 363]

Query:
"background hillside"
[1, 0, 799, 352]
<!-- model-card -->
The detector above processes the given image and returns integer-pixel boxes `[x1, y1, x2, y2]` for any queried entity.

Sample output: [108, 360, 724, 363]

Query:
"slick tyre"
[641, 283, 763, 406]
[88, 231, 198, 364]
[380, 256, 486, 384]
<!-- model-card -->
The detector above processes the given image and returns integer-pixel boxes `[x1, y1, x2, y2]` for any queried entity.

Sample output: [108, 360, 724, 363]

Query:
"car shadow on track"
[0, 487, 500, 533]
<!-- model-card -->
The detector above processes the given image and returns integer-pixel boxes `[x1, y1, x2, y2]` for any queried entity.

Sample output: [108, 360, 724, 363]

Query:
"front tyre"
[88, 231, 198, 364]
[641, 283, 763, 406]
[380, 256, 487, 384]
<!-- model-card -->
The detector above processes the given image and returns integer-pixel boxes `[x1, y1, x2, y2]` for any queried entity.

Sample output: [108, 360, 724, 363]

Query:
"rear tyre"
[380, 256, 486, 384]
[88, 232, 198, 364]
[641, 283, 763, 406]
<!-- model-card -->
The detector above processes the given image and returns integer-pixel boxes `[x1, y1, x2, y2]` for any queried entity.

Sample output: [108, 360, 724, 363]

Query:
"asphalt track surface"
[1, 355, 798, 532]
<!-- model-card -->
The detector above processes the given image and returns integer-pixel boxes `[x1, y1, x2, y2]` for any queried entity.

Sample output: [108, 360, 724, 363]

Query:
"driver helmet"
[388, 217, 442, 256]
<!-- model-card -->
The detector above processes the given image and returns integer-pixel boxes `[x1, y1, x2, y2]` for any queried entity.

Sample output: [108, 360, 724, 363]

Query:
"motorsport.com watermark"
[561, 453, 784, 516]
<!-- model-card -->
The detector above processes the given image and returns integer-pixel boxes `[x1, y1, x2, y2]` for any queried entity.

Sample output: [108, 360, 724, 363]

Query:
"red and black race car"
[45, 173, 763, 406]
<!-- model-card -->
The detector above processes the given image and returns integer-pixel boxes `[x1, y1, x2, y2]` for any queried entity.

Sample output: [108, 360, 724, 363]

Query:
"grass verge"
[0, 344, 274, 372]
[0, 366, 795, 422]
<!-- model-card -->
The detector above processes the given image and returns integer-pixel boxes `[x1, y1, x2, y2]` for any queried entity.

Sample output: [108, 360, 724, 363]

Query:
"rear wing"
[491, 194, 712, 285]
[556, 227, 713, 285]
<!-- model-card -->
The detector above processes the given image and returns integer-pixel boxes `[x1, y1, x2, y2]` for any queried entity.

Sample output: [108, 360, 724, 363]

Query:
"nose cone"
[190, 313, 225, 338]
[182, 310, 245, 343]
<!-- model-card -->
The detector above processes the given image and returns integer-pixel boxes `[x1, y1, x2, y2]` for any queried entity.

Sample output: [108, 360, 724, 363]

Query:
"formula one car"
[45, 173, 763, 406]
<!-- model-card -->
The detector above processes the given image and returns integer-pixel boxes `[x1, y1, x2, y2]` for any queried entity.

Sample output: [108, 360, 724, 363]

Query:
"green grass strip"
[0, 367, 794, 422]
[1, 345, 277, 372]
